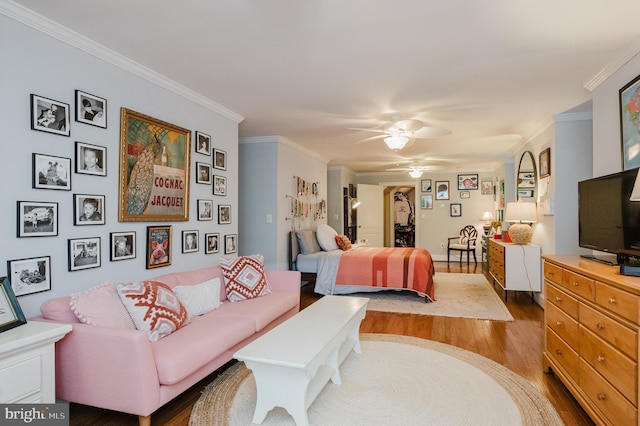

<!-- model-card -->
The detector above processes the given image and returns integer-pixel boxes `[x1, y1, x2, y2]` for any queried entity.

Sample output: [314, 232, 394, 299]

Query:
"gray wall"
[1, 14, 240, 317]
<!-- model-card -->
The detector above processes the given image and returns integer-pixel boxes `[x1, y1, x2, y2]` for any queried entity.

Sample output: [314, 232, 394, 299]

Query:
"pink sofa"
[34, 265, 301, 426]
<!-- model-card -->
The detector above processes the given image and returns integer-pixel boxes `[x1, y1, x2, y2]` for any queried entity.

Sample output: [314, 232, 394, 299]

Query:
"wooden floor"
[69, 261, 594, 425]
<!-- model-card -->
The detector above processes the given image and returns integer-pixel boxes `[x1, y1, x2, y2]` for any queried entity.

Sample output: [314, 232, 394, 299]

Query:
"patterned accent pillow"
[335, 234, 352, 251]
[220, 254, 272, 302]
[70, 282, 135, 329]
[117, 281, 189, 341]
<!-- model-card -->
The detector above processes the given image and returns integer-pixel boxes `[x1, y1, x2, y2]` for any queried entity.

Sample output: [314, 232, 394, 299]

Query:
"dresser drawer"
[562, 270, 595, 301]
[546, 328, 579, 382]
[544, 262, 563, 285]
[547, 283, 579, 320]
[580, 303, 638, 361]
[546, 302, 579, 349]
[580, 326, 637, 404]
[595, 281, 639, 324]
[580, 359, 637, 426]
[0, 353, 42, 403]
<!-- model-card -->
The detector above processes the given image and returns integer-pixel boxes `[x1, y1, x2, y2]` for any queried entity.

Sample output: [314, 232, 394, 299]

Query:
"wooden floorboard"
[68, 261, 594, 425]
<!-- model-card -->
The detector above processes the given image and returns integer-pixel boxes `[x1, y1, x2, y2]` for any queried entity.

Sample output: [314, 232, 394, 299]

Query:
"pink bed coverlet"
[335, 247, 435, 300]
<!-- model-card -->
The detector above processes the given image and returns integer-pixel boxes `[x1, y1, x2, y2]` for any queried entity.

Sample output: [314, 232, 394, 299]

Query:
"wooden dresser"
[542, 255, 640, 426]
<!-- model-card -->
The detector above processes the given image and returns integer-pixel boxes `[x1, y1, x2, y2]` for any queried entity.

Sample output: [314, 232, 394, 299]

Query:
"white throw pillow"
[173, 278, 221, 317]
[316, 224, 339, 251]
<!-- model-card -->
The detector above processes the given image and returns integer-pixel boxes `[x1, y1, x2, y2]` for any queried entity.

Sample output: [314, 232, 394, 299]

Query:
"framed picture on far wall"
[421, 179, 432, 193]
[225, 234, 237, 254]
[17, 200, 58, 238]
[457, 173, 478, 190]
[146, 225, 172, 269]
[435, 181, 449, 200]
[213, 175, 226, 196]
[205, 233, 220, 254]
[75, 90, 107, 128]
[7, 256, 51, 297]
[68, 237, 101, 272]
[214, 148, 227, 170]
[539, 148, 551, 178]
[450, 203, 462, 217]
[196, 162, 212, 184]
[195, 131, 211, 156]
[30, 94, 70, 137]
[182, 230, 199, 253]
[73, 194, 105, 225]
[218, 205, 231, 224]
[33, 153, 71, 191]
[197, 199, 213, 221]
[420, 194, 433, 210]
[75, 141, 107, 176]
[110, 231, 136, 261]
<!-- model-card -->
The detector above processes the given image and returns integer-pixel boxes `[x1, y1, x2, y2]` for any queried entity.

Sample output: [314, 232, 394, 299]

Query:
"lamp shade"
[409, 169, 423, 179]
[480, 211, 493, 222]
[384, 135, 409, 150]
[504, 201, 537, 223]
[631, 170, 640, 201]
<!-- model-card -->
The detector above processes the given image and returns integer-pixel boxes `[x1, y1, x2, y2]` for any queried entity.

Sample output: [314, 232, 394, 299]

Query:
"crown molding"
[239, 135, 329, 164]
[0, 0, 244, 123]
[585, 34, 640, 92]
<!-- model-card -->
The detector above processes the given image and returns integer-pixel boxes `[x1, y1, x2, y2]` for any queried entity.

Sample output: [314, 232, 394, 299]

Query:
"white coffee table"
[233, 295, 369, 426]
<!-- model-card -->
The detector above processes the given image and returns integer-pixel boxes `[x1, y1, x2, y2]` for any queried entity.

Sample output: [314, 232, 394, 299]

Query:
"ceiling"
[10, 0, 640, 174]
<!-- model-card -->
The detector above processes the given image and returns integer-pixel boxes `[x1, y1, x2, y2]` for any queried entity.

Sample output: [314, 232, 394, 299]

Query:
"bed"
[289, 227, 435, 302]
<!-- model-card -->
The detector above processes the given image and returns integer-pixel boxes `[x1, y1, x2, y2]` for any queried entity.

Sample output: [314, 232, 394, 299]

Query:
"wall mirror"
[516, 151, 537, 201]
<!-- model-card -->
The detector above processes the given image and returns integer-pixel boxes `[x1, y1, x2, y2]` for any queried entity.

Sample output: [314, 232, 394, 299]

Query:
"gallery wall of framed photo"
[0, 14, 240, 318]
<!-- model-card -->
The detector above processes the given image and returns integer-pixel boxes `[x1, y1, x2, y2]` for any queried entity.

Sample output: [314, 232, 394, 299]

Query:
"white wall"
[1, 14, 240, 317]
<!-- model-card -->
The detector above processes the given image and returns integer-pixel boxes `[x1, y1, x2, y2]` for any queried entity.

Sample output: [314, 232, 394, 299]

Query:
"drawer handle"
[608, 297, 616, 304]
[548, 271, 555, 276]
[572, 281, 579, 286]
[555, 321, 562, 327]
[555, 296, 562, 302]
[597, 322, 605, 330]
[597, 393, 606, 401]
[555, 349, 562, 355]
[596, 355, 605, 362]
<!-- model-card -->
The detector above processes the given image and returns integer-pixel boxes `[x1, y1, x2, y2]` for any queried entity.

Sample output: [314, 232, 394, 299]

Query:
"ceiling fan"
[350, 115, 451, 150]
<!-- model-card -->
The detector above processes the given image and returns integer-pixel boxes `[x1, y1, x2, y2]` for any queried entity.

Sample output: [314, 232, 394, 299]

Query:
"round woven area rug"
[189, 334, 562, 426]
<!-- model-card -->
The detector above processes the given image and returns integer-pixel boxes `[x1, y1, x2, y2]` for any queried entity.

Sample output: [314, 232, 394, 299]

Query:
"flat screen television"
[578, 167, 640, 264]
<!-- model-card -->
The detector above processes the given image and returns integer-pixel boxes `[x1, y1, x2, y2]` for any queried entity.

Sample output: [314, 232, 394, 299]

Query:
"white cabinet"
[488, 239, 541, 301]
[0, 321, 71, 403]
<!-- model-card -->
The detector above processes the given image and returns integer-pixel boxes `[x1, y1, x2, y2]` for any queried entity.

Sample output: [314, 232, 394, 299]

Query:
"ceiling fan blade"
[348, 127, 390, 134]
[410, 126, 452, 139]
[354, 134, 386, 144]
[390, 118, 424, 132]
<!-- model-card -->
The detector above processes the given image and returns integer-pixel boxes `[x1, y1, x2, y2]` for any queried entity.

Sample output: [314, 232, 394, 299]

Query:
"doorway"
[383, 186, 416, 247]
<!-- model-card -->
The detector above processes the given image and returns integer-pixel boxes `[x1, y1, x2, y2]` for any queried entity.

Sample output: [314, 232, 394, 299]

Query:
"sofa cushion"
[220, 254, 271, 302]
[40, 296, 80, 323]
[173, 278, 221, 317]
[151, 314, 255, 385]
[296, 229, 321, 255]
[316, 224, 339, 251]
[211, 291, 299, 331]
[117, 281, 190, 342]
[70, 282, 135, 329]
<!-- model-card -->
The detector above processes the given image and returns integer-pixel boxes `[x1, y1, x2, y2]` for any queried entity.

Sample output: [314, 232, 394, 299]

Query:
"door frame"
[380, 181, 419, 248]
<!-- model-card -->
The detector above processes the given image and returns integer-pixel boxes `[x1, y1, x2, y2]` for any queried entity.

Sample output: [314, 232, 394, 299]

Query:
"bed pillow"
[70, 282, 136, 329]
[173, 278, 221, 317]
[220, 254, 272, 302]
[316, 224, 339, 251]
[117, 281, 190, 341]
[297, 229, 321, 255]
[335, 234, 352, 251]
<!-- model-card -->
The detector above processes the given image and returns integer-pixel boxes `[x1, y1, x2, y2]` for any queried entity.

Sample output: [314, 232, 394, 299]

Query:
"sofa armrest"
[265, 270, 301, 293]
[36, 319, 161, 417]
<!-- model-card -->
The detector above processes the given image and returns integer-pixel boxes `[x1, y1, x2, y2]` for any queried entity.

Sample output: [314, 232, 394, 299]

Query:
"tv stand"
[579, 254, 618, 266]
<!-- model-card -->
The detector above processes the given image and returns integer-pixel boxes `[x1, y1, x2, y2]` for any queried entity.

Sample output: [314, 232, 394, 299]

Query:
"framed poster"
[7, 256, 51, 296]
[0, 277, 26, 333]
[620, 74, 640, 170]
[146, 225, 172, 269]
[118, 108, 191, 222]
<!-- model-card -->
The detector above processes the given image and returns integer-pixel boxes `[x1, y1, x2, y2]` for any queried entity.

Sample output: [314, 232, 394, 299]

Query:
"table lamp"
[504, 201, 537, 245]
[480, 211, 493, 235]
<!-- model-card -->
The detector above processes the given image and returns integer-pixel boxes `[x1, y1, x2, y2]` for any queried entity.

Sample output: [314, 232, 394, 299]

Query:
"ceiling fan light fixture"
[409, 169, 423, 179]
[384, 135, 409, 150]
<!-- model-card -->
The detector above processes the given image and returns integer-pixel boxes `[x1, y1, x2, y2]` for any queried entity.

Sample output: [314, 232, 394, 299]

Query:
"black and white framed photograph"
[213, 175, 226, 196]
[460, 191, 470, 199]
[196, 162, 212, 184]
[110, 231, 136, 261]
[182, 230, 199, 253]
[195, 131, 211, 155]
[421, 179, 432, 193]
[33, 153, 71, 190]
[30, 94, 70, 136]
[197, 199, 213, 221]
[225, 234, 237, 254]
[68, 237, 101, 271]
[7, 256, 51, 296]
[457, 173, 479, 190]
[75, 90, 106, 128]
[17, 201, 58, 238]
[73, 194, 105, 225]
[0, 277, 27, 333]
[450, 203, 462, 217]
[435, 180, 449, 200]
[75, 141, 106, 176]
[205, 232, 220, 254]
[214, 148, 227, 170]
[218, 204, 231, 224]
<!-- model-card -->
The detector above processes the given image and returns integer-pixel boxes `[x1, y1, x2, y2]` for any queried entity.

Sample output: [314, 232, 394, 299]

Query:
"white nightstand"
[0, 321, 72, 403]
